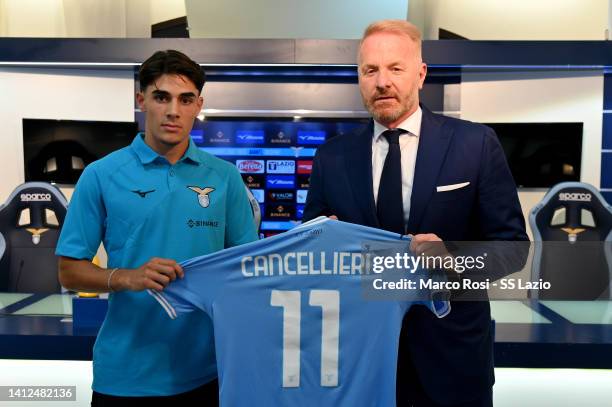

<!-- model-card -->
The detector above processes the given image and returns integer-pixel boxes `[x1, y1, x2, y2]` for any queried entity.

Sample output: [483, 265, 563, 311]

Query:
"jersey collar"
[131, 133, 202, 166]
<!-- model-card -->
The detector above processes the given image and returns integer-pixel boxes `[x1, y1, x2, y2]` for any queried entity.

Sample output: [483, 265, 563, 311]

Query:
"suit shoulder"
[315, 127, 369, 156]
[435, 113, 497, 144]
[436, 113, 490, 132]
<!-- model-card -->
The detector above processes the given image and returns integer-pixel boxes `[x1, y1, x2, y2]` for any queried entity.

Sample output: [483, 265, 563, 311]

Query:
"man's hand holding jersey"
[59, 256, 183, 293]
[112, 258, 184, 292]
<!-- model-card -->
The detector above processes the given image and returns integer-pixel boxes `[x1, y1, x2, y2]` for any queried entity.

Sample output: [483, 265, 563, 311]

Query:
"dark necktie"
[376, 129, 406, 234]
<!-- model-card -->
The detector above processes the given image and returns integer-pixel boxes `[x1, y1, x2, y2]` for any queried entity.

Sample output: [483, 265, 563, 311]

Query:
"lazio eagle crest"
[561, 227, 586, 243]
[188, 186, 215, 208]
[26, 228, 48, 245]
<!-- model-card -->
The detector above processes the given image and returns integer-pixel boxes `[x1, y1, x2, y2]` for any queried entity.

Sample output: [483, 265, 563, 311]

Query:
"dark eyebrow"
[151, 90, 197, 98]
[151, 90, 170, 97]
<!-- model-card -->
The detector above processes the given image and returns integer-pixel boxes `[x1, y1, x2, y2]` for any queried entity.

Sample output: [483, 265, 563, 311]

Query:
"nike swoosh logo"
[132, 189, 155, 198]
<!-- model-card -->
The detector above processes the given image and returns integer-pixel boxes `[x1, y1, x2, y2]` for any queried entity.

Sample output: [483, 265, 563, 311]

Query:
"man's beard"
[365, 97, 407, 126]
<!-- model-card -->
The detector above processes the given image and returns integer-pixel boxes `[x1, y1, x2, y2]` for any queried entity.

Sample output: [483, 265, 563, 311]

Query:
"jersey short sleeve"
[55, 165, 105, 260]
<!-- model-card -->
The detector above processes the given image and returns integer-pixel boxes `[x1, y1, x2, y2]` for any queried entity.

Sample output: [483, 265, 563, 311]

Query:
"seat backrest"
[529, 182, 612, 300]
[0, 182, 68, 293]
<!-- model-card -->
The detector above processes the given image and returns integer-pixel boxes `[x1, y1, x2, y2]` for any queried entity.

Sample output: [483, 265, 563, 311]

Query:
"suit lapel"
[344, 122, 379, 227]
[407, 107, 454, 234]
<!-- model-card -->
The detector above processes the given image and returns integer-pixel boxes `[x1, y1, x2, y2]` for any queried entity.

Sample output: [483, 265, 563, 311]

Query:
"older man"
[304, 20, 528, 407]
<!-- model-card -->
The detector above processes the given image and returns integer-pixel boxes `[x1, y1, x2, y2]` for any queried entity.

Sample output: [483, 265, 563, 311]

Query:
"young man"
[304, 20, 528, 406]
[57, 50, 257, 405]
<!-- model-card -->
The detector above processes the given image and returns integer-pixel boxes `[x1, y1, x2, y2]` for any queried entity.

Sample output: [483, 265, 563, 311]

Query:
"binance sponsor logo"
[243, 174, 264, 189]
[209, 130, 231, 144]
[187, 219, 220, 228]
[269, 131, 293, 145]
[266, 204, 294, 219]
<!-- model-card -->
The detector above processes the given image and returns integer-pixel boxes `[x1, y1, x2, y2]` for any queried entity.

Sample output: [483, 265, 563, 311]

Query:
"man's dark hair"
[138, 50, 205, 93]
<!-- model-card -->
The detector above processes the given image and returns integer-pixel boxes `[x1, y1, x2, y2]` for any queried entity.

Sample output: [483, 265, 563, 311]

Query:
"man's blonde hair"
[359, 19, 422, 61]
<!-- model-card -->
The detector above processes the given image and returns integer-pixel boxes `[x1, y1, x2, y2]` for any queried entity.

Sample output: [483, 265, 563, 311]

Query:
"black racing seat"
[0, 182, 68, 293]
[529, 182, 612, 300]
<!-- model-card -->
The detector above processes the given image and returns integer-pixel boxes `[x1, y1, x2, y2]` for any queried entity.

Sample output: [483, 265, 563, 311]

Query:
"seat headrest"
[530, 182, 612, 242]
[0, 182, 68, 229]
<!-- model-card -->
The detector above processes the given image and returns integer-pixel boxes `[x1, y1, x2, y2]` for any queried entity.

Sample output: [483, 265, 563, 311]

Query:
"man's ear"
[136, 92, 146, 112]
[418, 63, 428, 90]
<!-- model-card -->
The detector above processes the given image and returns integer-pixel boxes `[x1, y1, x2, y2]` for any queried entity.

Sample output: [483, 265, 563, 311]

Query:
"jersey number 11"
[271, 289, 340, 388]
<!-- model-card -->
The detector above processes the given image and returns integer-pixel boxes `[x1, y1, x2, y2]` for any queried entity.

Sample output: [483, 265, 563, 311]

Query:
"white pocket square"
[436, 182, 470, 192]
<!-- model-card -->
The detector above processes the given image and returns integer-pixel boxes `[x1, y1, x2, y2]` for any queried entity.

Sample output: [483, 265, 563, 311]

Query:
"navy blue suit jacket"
[303, 106, 528, 404]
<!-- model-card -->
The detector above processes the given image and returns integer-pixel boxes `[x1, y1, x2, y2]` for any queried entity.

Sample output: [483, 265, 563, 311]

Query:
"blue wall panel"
[605, 74, 612, 110]
[601, 153, 612, 188]
[603, 113, 612, 150]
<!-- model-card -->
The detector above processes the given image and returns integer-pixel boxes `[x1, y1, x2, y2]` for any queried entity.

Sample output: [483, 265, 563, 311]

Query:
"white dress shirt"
[372, 107, 422, 224]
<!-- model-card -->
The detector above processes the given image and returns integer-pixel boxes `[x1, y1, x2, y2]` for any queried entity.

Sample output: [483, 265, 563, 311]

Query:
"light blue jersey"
[151, 218, 449, 406]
